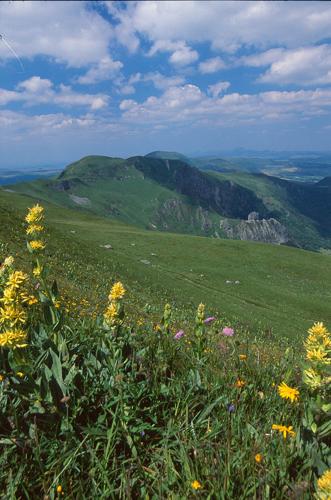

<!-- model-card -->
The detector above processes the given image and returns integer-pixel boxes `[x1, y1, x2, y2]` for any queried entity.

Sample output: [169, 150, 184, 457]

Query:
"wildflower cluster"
[303, 322, 331, 389]
[104, 281, 126, 327]
[161, 302, 172, 332]
[26, 204, 46, 283]
[316, 469, 331, 500]
[0, 270, 29, 348]
[196, 302, 205, 325]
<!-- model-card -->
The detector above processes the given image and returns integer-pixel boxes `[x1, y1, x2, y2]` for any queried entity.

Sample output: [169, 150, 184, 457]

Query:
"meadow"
[0, 193, 330, 498]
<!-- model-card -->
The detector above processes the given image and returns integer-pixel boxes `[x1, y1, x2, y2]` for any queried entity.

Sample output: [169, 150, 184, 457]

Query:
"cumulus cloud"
[119, 83, 331, 126]
[146, 39, 198, 67]
[199, 57, 226, 74]
[168, 46, 198, 66]
[0, 77, 109, 110]
[109, 1, 331, 53]
[0, 1, 113, 67]
[116, 72, 186, 95]
[77, 56, 123, 85]
[208, 81, 230, 97]
[17, 76, 53, 93]
[257, 45, 331, 85]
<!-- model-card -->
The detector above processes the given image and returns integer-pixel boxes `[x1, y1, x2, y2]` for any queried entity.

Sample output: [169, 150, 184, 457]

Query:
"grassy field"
[0, 194, 330, 498]
[1, 188, 331, 338]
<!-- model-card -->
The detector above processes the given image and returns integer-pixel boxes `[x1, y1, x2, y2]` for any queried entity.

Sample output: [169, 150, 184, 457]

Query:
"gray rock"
[220, 217, 288, 245]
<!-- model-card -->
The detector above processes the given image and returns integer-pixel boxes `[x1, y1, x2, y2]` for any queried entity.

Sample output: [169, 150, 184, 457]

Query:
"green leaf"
[50, 349, 67, 395]
[311, 422, 317, 434]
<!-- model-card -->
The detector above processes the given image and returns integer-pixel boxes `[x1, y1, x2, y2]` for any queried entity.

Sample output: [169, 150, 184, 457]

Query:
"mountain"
[11, 155, 270, 236]
[9, 153, 331, 251]
[145, 150, 193, 164]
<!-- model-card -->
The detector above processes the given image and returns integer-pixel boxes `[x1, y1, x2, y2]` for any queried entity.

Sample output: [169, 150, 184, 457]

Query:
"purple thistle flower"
[227, 403, 235, 413]
[204, 316, 216, 325]
[222, 327, 234, 337]
[174, 329, 185, 340]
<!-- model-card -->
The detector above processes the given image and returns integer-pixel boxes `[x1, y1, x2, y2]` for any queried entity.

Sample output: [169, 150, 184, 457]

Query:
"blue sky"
[1, 1, 331, 168]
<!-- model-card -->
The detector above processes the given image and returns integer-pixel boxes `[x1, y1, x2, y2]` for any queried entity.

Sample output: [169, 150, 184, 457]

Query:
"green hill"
[12, 155, 269, 237]
[207, 170, 331, 250]
[145, 150, 193, 164]
[10, 154, 331, 251]
[1, 188, 330, 338]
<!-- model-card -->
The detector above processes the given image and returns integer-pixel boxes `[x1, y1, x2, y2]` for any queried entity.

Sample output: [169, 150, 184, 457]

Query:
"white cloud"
[257, 45, 331, 85]
[77, 56, 123, 84]
[0, 77, 109, 110]
[144, 72, 186, 90]
[109, 1, 331, 53]
[17, 76, 53, 93]
[168, 46, 199, 66]
[0, 1, 113, 67]
[116, 71, 186, 95]
[199, 57, 226, 74]
[146, 39, 198, 67]
[119, 83, 331, 127]
[208, 81, 230, 97]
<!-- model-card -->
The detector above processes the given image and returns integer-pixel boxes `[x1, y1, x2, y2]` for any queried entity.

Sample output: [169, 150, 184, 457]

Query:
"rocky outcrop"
[153, 198, 214, 233]
[220, 213, 288, 244]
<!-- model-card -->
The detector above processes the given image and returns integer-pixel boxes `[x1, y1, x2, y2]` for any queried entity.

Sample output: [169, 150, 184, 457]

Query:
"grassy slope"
[1, 188, 330, 338]
[11, 164, 220, 236]
[209, 170, 331, 250]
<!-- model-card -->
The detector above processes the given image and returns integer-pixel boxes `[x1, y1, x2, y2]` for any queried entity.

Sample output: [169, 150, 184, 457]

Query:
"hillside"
[12, 155, 270, 236]
[1, 188, 331, 337]
[10, 154, 331, 250]
[208, 170, 331, 250]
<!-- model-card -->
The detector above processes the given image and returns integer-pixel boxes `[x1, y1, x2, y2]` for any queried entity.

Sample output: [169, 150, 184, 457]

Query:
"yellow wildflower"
[197, 303, 205, 321]
[255, 453, 263, 463]
[104, 302, 118, 325]
[272, 424, 296, 439]
[0, 305, 27, 326]
[20, 292, 38, 306]
[308, 322, 328, 338]
[56, 484, 64, 495]
[191, 480, 202, 490]
[25, 204, 44, 224]
[316, 469, 331, 500]
[26, 224, 44, 235]
[1, 286, 16, 304]
[33, 265, 42, 277]
[0, 374, 4, 382]
[109, 282, 126, 301]
[29, 240, 46, 251]
[0, 329, 28, 349]
[306, 348, 330, 365]
[3, 256, 14, 268]
[278, 382, 299, 403]
[239, 354, 247, 360]
[16, 371, 24, 378]
[235, 379, 246, 388]
[6, 271, 28, 289]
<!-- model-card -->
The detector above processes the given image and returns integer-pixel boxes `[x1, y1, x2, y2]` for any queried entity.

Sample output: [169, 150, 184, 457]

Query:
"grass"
[1, 189, 331, 338]
[0, 195, 330, 499]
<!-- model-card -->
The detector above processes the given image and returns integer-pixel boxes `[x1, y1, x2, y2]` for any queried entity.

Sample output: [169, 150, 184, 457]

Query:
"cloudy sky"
[1, 1, 331, 168]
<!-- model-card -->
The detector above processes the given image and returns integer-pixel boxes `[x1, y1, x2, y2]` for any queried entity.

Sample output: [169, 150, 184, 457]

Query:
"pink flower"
[174, 330, 185, 340]
[204, 316, 216, 325]
[222, 327, 234, 337]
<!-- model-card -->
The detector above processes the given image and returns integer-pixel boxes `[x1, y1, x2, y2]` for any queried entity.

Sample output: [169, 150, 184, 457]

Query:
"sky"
[1, 1, 331, 168]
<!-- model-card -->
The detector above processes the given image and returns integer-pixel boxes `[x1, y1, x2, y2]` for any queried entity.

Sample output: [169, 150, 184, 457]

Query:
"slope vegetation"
[1, 188, 331, 337]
